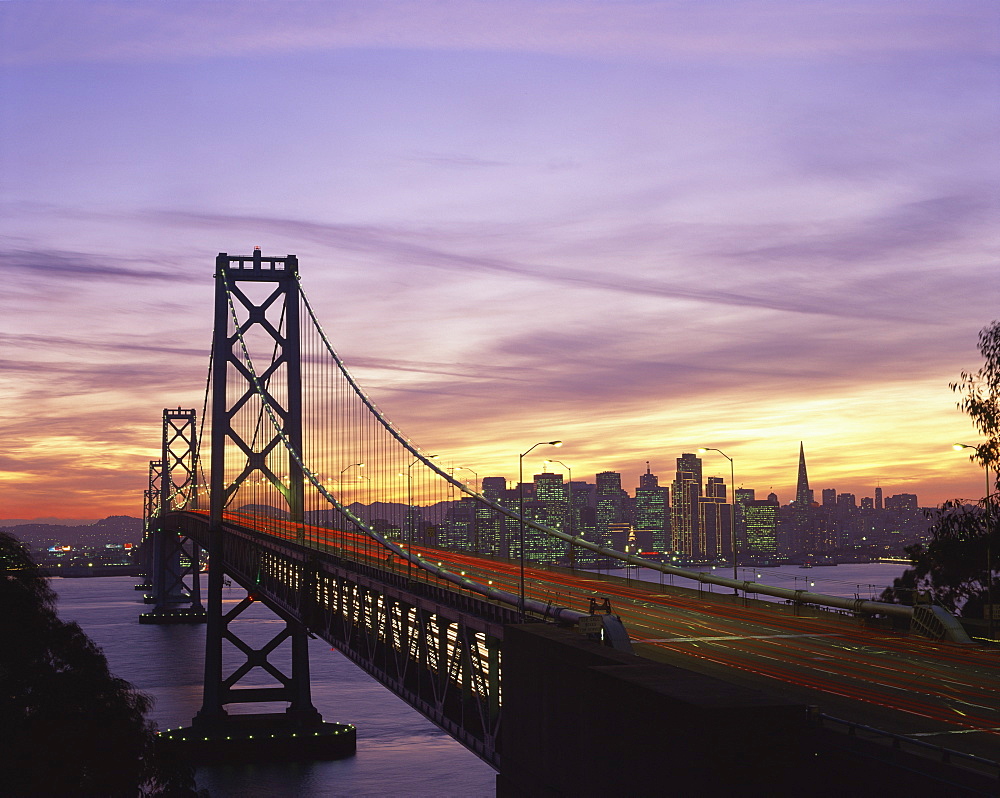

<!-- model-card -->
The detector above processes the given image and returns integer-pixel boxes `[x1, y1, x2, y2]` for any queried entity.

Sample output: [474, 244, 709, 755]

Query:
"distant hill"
[0, 518, 99, 526]
[0, 516, 143, 550]
[304, 500, 456, 529]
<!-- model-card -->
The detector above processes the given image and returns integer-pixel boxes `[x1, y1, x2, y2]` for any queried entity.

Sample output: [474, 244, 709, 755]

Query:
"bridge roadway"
[213, 514, 1000, 766]
[426, 552, 1000, 760]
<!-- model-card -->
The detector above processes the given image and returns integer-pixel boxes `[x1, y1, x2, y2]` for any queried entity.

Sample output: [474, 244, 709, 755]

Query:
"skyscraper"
[734, 488, 755, 559]
[744, 496, 779, 557]
[524, 471, 566, 561]
[787, 443, 816, 553]
[699, 476, 731, 560]
[479, 476, 510, 556]
[595, 471, 626, 545]
[671, 453, 703, 559]
[634, 463, 670, 552]
[534, 471, 566, 512]
[795, 442, 813, 506]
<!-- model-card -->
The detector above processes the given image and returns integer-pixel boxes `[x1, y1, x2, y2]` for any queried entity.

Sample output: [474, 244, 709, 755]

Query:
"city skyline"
[511, 460, 922, 509]
[3, 2, 998, 519]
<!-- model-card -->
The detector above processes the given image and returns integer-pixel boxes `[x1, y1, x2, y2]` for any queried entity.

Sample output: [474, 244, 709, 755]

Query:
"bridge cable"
[218, 270, 585, 623]
[224, 273, 923, 627]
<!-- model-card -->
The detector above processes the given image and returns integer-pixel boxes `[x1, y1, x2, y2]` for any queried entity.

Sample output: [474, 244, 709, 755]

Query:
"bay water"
[52, 576, 497, 797]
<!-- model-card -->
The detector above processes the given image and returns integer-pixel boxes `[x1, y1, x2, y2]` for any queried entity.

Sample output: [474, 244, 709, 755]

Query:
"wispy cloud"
[725, 191, 996, 265]
[150, 210, 956, 323]
[0, 248, 193, 283]
[2, 1, 995, 517]
[8, 334, 208, 360]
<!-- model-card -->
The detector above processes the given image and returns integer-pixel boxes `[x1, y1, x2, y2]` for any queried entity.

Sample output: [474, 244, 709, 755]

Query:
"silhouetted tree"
[882, 321, 1000, 617]
[0, 531, 202, 797]
[952, 320, 1000, 473]
[881, 501, 997, 615]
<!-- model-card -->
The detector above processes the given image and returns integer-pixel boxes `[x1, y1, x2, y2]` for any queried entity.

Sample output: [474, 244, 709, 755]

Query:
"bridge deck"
[176, 512, 1000, 766]
[373, 542, 1000, 766]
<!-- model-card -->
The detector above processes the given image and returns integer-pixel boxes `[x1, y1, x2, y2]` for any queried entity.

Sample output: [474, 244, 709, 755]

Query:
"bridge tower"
[134, 459, 162, 591]
[184, 249, 339, 757]
[140, 408, 207, 623]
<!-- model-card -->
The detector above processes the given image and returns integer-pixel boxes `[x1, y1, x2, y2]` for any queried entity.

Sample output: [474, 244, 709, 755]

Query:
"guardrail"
[814, 710, 1000, 783]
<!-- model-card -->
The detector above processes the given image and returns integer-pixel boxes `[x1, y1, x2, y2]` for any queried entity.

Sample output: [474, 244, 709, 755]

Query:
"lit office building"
[671, 453, 703, 559]
[634, 464, 670, 553]
[743, 498, 779, 557]
[595, 471, 626, 546]
[698, 476, 732, 560]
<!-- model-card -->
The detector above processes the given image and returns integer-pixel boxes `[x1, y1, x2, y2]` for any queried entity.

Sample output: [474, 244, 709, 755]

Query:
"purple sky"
[2, 2, 998, 519]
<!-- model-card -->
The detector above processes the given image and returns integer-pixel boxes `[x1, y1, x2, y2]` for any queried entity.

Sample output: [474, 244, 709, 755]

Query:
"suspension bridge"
[139, 251, 1000, 796]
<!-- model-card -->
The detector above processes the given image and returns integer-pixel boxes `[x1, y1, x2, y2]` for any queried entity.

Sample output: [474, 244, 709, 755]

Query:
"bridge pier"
[158, 252, 356, 763]
[161, 552, 355, 764]
[497, 624, 998, 797]
[497, 623, 812, 797]
[138, 526, 207, 624]
[134, 460, 161, 592]
[140, 409, 206, 624]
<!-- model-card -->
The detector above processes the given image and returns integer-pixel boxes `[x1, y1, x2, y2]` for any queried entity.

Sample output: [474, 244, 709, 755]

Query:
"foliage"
[951, 320, 1000, 482]
[880, 501, 998, 616]
[882, 321, 1000, 617]
[0, 531, 203, 797]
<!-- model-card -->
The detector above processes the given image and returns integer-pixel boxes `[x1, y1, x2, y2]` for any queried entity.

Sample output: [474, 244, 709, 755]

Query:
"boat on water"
[800, 555, 838, 568]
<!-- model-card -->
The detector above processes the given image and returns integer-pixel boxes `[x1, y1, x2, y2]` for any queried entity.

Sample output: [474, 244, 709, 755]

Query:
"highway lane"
[408, 542, 1000, 762]
[219, 514, 1000, 762]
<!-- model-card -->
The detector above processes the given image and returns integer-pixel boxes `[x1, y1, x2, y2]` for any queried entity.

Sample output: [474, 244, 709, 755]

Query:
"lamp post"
[954, 443, 994, 640]
[452, 465, 479, 493]
[519, 440, 562, 619]
[544, 459, 574, 569]
[338, 463, 364, 555]
[406, 455, 438, 582]
[357, 474, 371, 564]
[698, 447, 738, 594]
[341, 462, 365, 478]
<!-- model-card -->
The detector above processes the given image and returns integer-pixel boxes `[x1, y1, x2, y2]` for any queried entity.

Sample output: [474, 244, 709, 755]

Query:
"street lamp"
[341, 462, 365, 478]
[544, 459, 574, 569]
[519, 440, 562, 618]
[954, 443, 995, 640]
[452, 465, 478, 493]
[407, 454, 438, 582]
[698, 447, 738, 593]
[337, 464, 364, 553]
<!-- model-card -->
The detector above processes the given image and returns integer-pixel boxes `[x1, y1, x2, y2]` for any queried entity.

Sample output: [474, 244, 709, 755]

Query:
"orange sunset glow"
[3, 3, 997, 521]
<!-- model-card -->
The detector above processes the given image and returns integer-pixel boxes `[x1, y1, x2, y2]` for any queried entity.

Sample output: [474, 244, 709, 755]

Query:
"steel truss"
[142, 410, 206, 622]
[136, 459, 163, 590]
[196, 251, 317, 728]
[143, 459, 163, 535]
[172, 513, 509, 766]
